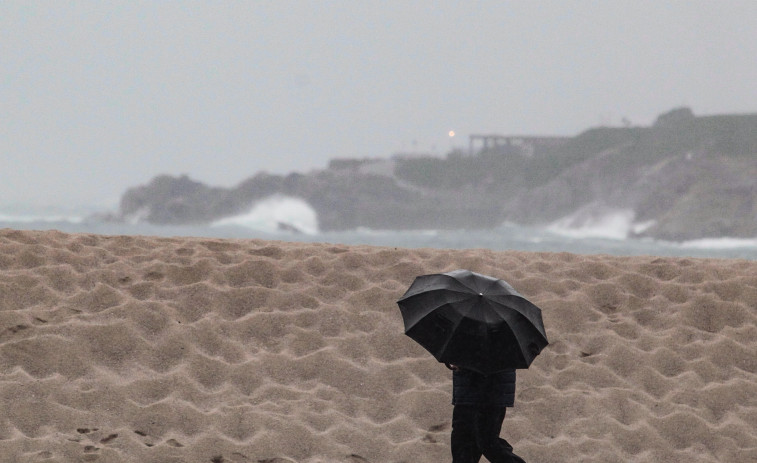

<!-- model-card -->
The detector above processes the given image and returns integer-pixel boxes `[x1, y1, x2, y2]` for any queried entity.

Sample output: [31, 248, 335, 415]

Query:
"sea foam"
[546, 209, 638, 240]
[212, 195, 319, 234]
[681, 237, 757, 249]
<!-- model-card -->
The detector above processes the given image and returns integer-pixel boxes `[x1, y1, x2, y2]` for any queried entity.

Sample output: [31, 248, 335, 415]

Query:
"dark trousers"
[451, 405, 526, 463]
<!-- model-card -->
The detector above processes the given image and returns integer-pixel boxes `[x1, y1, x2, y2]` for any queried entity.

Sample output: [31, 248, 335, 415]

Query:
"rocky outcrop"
[119, 170, 503, 232]
[114, 108, 757, 241]
[501, 109, 757, 240]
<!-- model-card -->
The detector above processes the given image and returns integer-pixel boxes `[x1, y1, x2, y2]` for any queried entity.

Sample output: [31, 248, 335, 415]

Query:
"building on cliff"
[468, 134, 570, 157]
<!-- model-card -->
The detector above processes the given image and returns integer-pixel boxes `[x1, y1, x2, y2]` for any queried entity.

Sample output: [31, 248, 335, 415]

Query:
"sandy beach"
[1, 228, 756, 463]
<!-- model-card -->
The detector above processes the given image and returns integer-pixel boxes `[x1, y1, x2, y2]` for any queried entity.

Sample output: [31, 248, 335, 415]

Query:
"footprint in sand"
[99, 433, 118, 444]
[7, 324, 29, 334]
[133, 430, 158, 447]
[77, 428, 98, 434]
[82, 445, 100, 461]
[422, 422, 448, 444]
[346, 455, 371, 462]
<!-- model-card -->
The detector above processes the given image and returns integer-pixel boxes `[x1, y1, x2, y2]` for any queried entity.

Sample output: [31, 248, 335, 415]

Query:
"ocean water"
[3, 199, 757, 260]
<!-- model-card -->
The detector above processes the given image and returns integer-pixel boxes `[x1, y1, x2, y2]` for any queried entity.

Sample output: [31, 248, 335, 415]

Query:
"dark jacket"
[452, 368, 516, 407]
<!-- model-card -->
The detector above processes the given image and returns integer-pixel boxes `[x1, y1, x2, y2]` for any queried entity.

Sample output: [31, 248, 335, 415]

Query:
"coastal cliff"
[116, 108, 757, 241]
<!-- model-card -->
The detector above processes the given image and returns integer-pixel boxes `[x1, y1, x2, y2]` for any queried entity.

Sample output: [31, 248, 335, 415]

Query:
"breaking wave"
[212, 195, 319, 235]
[546, 209, 653, 240]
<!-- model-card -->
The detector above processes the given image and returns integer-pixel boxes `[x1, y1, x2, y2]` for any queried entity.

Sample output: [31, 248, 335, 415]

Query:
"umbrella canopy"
[397, 269, 548, 374]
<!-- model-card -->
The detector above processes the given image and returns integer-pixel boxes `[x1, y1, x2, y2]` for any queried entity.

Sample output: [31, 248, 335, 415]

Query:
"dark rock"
[112, 109, 757, 241]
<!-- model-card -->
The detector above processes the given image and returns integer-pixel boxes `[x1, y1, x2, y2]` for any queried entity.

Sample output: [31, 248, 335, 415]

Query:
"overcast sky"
[2, 1, 756, 209]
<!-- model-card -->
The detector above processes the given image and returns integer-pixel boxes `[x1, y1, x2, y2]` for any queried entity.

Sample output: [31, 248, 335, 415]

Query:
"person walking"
[447, 363, 526, 463]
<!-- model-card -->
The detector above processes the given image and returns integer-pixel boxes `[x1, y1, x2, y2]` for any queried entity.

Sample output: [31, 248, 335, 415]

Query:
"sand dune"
[1, 228, 756, 462]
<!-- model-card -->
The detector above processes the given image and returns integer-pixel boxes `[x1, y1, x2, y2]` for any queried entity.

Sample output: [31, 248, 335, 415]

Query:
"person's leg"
[451, 405, 483, 463]
[475, 407, 526, 463]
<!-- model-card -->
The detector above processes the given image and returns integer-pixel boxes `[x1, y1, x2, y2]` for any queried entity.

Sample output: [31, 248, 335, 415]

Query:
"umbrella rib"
[442, 273, 484, 294]
[486, 298, 547, 367]
[432, 272, 480, 294]
[399, 288, 474, 304]
[435, 299, 477, 362]
[485, 295, 548, 338]
[479, 299, 528, 365]
[399, 290, 476, 330]
[491, 298, 547, 341]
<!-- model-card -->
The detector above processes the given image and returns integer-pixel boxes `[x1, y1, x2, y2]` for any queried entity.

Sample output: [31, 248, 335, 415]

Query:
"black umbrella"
[397, 269, 548, 374]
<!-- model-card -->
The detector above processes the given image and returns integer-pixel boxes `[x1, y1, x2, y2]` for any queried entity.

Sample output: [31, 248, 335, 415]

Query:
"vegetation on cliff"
[117, 108, 757, 240]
